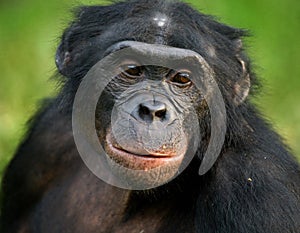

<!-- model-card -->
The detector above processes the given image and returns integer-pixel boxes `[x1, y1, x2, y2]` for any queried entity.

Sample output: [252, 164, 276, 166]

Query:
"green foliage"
[0, 0, 299, 181]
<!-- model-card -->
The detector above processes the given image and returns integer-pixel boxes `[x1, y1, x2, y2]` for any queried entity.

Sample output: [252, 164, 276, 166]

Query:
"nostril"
[138, 101, 167, 122]
[138, 104, 153, 123]
[139, 105, 151, 116]
[155, 109, 166, 119]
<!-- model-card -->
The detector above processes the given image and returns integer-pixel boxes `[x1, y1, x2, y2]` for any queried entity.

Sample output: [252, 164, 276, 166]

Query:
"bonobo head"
[56, 0, 255, 189]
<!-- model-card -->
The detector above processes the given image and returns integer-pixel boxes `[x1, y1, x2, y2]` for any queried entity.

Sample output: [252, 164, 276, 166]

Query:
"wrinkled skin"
[1, 1, 300, 233]
[95, 61, 202, 187]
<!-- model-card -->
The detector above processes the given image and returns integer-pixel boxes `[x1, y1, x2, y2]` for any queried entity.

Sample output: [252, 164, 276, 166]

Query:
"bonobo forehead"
[73, 0, 242, 50]
[61, 0, 246, 80]
[95, 9, 240, 62]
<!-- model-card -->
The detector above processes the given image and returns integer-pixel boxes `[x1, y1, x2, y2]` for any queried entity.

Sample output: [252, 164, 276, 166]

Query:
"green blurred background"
[0, 0, 299, 182]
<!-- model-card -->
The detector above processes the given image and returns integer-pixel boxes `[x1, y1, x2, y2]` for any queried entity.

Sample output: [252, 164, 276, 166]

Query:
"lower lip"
[105, 131, 184, 170]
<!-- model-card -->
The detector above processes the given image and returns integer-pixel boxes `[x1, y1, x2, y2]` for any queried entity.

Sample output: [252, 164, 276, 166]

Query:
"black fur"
[1, 1, 299, 232]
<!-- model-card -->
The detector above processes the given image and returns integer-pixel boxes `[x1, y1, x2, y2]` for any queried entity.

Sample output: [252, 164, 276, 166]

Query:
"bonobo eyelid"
[120, 64, 144, 78]
[167, 69, 193, 88]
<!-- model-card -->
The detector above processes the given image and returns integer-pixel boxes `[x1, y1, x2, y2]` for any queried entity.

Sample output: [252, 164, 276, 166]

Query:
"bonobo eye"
[168, 70, 192, 87]
[122, 64, 143, 78]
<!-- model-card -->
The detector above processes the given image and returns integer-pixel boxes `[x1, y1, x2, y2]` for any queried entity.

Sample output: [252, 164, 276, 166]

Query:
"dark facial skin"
[95, 62, 203, 187]
[1, 1, 300, 233]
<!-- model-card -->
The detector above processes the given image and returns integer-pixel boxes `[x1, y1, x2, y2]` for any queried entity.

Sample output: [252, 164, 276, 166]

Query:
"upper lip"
[109, 131, 177, 158]
[107, 130, 178, 159]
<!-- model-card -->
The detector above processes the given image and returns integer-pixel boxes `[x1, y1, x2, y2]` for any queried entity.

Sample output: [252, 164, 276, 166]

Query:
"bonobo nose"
[138, 101, 167, 123]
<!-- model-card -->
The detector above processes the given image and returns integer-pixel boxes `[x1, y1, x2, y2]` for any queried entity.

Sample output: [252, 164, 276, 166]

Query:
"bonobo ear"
[55, 6, 90, 77]
[55, 43, 71, 76]
[232, 39, 251, 105]
[55, 5, 112, 77]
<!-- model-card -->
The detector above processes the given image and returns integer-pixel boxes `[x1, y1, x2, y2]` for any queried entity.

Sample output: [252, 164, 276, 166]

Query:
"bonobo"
[1, 0, 300, 233]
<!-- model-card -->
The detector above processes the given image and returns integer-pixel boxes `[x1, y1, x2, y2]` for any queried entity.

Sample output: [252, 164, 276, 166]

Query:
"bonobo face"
[93, 41, 208, 188]
[106, 67, 191, 165]
[104, 65, 195, 165]
[73, 41, 227, 189]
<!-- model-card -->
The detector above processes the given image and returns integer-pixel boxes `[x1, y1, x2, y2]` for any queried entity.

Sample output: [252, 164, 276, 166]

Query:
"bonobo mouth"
[105, 130, 185, 171]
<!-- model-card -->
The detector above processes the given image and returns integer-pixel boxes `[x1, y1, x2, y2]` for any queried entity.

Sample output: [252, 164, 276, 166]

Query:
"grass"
[0, 0, 299, 181]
